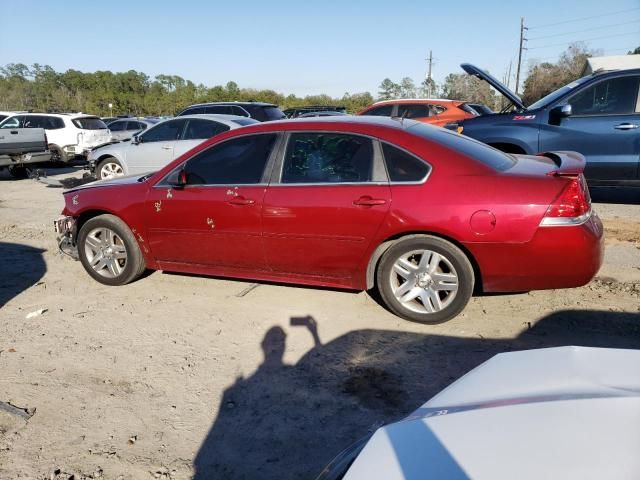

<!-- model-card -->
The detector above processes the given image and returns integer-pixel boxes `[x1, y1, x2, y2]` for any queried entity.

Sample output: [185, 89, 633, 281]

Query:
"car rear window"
[262, 106, 286, 121]
[232, 118, 260, 126]
[408, 122, 516, 171]
[73, 117, 108, 130]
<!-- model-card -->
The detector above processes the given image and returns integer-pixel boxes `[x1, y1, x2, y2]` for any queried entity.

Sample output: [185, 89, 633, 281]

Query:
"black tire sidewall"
[77, 215, 142, 286]
[97, 157, 122, 180]
[7, 166, 29, 179]
[377, 236, 474, 324]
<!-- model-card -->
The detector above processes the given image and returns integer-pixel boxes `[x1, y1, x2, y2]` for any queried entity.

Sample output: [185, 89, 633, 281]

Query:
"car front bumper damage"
[54, 215, 78, 259]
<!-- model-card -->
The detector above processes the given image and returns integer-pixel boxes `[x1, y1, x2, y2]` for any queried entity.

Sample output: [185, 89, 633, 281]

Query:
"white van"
[0, 113, 112, 162]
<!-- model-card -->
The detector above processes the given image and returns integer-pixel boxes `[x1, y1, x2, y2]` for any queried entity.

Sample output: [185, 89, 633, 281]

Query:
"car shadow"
[193, 310, 640, 479]
[590, 186, 640, 205]
[0, 242, 47, 308]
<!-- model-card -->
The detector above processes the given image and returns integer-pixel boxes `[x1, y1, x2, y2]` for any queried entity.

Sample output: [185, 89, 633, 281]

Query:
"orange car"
[357, 99, 480, 127]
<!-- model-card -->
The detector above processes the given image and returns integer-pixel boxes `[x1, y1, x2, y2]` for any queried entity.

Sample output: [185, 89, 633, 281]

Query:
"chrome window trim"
[271, 130, 388, 186]
[379, 140, 432, 185]
[153, 131, 282, 189]
[539, 209, 592, 227]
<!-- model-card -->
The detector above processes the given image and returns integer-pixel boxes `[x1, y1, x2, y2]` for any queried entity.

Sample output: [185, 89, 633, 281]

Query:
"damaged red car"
[55, 117, 603, 323]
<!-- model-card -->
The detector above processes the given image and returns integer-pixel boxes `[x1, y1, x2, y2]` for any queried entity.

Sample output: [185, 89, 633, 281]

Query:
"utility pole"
[425, 50, 434, 98]
[515, 17, 527, 95]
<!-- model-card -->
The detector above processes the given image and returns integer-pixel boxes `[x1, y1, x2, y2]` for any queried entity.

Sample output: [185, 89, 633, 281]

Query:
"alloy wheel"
[100, 162, 123, 179]
[84, 227, 128, 278]
[389, 249, 459, 314]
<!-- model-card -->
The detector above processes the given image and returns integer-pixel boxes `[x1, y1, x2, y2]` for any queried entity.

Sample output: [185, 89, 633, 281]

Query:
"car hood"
[65, 173, 150, 193]
[343, 346, 640, 479]
[461, 63, 526, 111]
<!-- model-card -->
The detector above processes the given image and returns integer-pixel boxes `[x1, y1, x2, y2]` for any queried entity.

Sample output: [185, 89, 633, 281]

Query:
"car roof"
[370, 99, 461, 106]
[174, 114, 259, 125]
[184, 101, 277, 108]
[238, 115, 419, 132]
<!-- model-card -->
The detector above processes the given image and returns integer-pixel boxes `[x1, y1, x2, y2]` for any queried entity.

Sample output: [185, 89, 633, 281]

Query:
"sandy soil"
[1, 166, 639, 479]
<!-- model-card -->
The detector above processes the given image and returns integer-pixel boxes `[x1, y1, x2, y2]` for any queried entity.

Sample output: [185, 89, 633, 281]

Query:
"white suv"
[0, 113, 112, 162]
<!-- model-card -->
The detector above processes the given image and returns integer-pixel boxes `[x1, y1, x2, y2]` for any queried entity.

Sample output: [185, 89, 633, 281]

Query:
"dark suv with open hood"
[454, 64, 640, 186]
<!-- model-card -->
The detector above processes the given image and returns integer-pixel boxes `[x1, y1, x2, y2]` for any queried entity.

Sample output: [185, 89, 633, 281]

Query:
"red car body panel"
[62, 117, 603, 294]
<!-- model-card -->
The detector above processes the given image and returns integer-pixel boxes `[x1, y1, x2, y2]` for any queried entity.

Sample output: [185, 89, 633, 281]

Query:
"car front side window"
[109, 121, 126, 132]
[281, 133, 374, 184]
[569, 76, 640, 116]
[0, 116, 22, 128]
[363, 105, 393, 116]
[141, 119, 186, 142]
[184, 134, 277, 185]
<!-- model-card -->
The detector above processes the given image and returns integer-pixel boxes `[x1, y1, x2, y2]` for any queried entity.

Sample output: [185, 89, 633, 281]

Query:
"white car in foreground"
[87, 114, 258, 179]
[318, 346, 640, 480]
[0, 113, 111, 162]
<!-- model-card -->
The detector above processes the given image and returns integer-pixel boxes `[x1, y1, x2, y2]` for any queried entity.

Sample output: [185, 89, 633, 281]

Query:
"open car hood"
[461, 63, 526, 111]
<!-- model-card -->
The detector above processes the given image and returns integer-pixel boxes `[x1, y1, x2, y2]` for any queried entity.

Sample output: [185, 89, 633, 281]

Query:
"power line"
[528, 19, 640, 40]
[527, 31, 640, 50]
[528, 6, 640, 29]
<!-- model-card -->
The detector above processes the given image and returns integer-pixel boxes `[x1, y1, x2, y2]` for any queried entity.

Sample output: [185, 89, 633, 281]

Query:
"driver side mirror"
[132, 134, 142, 145]
[166, 166, 187, 188]
[551, 104, 572, 118]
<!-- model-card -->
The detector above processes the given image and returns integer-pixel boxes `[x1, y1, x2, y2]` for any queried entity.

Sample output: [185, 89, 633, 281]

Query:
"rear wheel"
[376, 235, 474, 324]
[97, 157, 124, 179]
[77, 214, 146, 286]
[48, 145, 65, 164]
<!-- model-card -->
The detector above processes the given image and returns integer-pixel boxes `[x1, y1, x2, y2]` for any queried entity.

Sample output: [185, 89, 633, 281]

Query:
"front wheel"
[7, 165, 30, 179]
[376, 235, 474, 324]
[77, 214, 146, 286]
[97, 157, 124, 180]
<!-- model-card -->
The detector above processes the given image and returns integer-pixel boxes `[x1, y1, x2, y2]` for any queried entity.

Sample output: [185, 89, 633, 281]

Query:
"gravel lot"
[1, 166, 639, 479]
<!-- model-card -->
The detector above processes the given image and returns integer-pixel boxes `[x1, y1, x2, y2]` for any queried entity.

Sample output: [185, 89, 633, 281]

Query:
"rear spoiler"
[537, 151, 585, 176]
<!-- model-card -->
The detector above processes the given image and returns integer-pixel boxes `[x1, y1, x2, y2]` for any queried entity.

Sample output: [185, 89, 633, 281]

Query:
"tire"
[77, 214, 146, 286]
[97, 157, 124, 180]
[7, 165, 30, 179]
[376, 235, 474, 324]
[48, 145, 66, 164]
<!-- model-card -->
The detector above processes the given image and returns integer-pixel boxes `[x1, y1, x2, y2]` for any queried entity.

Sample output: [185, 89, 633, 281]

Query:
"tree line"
[1, 44, 637, 117]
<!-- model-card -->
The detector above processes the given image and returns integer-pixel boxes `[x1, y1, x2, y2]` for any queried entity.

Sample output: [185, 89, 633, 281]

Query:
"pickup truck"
[454, 64, 640, 186]
[0, 127, 51, 178]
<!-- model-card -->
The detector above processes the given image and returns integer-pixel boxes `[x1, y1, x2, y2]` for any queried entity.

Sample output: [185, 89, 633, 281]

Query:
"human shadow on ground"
[0, 242, 47, 308]
[193, 310, 640, 479]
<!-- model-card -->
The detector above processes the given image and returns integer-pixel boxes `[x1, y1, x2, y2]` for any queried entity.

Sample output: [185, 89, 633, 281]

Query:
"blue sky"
[1, 0, 638, 97]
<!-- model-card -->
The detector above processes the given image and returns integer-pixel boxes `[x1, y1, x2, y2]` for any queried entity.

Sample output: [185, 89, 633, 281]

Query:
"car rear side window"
[363, 105, 393, 116]
[398, 104, 432, 119]
[569, 76, 640, 116]
[408, 122, 516, 171]
[183, 119, 229, 140]
[185, 134, 277, 185]
[73, 117, 108, 130]
[282, 133, 374, 184]
[381, 142, 430, 182]
[109, 121, 126, 131]
[204, 105, 232, 115]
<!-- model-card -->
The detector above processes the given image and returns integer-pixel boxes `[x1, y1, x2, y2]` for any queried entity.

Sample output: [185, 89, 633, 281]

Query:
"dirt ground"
[1, 165, 639, 479]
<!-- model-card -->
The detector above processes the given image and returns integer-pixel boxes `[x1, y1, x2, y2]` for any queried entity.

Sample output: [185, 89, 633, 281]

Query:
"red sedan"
[55, 117, 603, 323]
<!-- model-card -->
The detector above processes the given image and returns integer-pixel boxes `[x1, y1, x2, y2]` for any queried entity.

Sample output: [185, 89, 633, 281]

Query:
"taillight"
[541, 175, 591, 225]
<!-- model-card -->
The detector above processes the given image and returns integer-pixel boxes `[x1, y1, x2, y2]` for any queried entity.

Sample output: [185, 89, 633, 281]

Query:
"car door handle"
[161, 145, 172, 150]
[10, 130, 18, 134]
[228, 196, 255, 206]
[614, 123, 639, 130]
[353, 196, 387, 206]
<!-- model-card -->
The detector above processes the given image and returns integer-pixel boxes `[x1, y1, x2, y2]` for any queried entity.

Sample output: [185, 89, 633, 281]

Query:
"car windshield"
[408, 122, 516, 171]
[73, 117, 108, 130]
[527, 76, 592, 110]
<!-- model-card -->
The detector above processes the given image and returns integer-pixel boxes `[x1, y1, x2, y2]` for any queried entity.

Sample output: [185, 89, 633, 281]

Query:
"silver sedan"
[88, 115, 258, 179]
